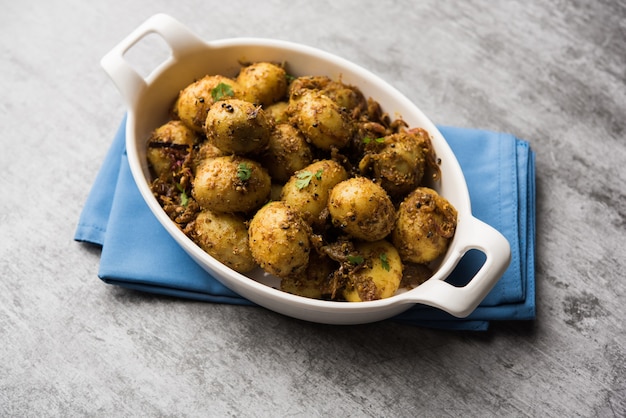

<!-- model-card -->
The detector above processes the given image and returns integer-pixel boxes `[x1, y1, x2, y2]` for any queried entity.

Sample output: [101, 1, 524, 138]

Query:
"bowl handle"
[405, 216, 511, 318]
[100, 13, 206, 109]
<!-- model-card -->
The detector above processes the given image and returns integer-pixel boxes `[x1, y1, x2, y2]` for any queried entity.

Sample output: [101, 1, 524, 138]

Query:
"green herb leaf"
[379, 253, 390, 271]
[347, 255, 364, 265]
[175, 183, 189, 207]
[211, 82, 234, 101]
[237, 163, 252, 181]
[295, 171, 312, 189]
[295, 169, 323, 189]
[363, 136, 385, 144]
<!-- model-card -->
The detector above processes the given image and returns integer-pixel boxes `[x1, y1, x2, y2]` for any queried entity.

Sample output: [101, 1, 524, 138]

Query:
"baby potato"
[262, 123, 313, 183]
[281, 252, 336, 299]
[193, 209, 257, 273]
[248, 201, 311, 279]
[192, 140, 227, 172]
[147, 120, 199, 177]
[264, 101, 289, 124]
[192, 155, 271, 213]
[288, 90, 354, 150]
[288, 75, 332, 99]
[328, 177, 396, 241]
[359, 130, 433, 198]
[281, 159, 348, 224]
[236, 62, 288, 107]
[321, 81, 367, 113]
[174, 75, 243, 132]
[392, 187, 458, 264]
[204, 99, 272, 155]
[288, 75, 365, 112]
[343, 240, 403, 301]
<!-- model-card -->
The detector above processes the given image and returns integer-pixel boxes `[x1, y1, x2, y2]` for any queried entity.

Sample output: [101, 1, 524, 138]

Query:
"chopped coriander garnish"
[379, 253, 390, 271]
[295, 169, 323, 189]
[295, 171, 312, 189]
[363, 137, 385, 144]
[175, 183, 189, 207]
[211, 82, 234, 101]
[347, 255, 364, 265]
[237, 163, 252, 181]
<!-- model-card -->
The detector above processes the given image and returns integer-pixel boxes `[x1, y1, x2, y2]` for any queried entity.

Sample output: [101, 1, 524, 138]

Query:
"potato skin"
[288, 75, 366, 112]
[392, 187, 458, 264]
[192, 155, 271, 213]
[264, 101, 289, 124]
[263, 123, 313, 183]
[281, 252, 336, 299]
[248, 201, 311, 279]
[281, 159, 348, 224]
[204, 99, 272, 155]
[193, 210, 257, 273]
[288, 91, 354, 150]
[147, 120, 198, 178]
[236, 62, 288, 107]
[359, 129, 434, 198]
[174, 75, 242, 132]
[343, 240, 403, 301]
[288, 75, 332, 99]
[328, 177, 396, 241]
[320, 80, 367, 112]
[192, 140, 227, 171]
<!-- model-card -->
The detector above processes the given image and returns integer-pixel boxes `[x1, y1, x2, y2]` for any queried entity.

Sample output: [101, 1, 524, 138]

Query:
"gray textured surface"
[1, 0, 625, 416]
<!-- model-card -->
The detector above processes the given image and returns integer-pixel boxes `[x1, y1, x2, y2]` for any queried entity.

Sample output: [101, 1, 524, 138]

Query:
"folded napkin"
[75, 116, 535, 330]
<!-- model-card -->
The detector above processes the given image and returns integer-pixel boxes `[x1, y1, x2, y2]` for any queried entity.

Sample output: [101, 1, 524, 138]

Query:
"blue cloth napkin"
[75, 116, 535, 330]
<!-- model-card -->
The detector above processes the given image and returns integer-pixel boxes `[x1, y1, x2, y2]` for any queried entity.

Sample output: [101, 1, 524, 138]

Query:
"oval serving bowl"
[101, 13, 511, 325]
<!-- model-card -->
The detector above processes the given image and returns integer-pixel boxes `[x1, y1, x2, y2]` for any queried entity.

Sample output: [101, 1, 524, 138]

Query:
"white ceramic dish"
[101, 13, 511, 324]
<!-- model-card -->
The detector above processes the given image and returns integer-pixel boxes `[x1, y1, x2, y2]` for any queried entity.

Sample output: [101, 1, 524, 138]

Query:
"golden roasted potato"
[280, 252, 336, 299]
[248, 201, 311, 279]
[174, 75, 242, 132]
[236, 62, 288, 107]
[192, 140, 227, 171]
[281, 159, 348, 224]
[288, 75, 332, 99]
[359, 129, 435, 198]
[288, 75, 366, 112]
[262, 123, 313, 183]
[204, 99, 272, 155]
[320, 80, 367, 112]
[288, 90, 354, 150]
[193, 209, 257, 273]
[146, 120, 199, 178]
[392, 187, 457, 264]
[192, 155, 271, 213]
[327, 177, 396, 241]
[265, 101, 290, 123]
[343, 240, 403, 301]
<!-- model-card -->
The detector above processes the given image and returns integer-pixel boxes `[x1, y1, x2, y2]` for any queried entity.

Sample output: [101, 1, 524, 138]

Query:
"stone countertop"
[1, 1, 625, 416]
